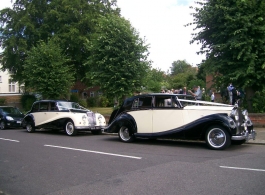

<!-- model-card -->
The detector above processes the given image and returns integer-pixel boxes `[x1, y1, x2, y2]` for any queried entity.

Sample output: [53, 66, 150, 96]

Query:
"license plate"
[17, 121, 21, 124]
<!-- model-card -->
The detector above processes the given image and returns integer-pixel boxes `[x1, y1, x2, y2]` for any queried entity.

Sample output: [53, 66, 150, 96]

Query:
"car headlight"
[228, 117, 236, 129]
[6, 116, 14, 121]
[242, 110, 248, 120]
[82, 115, 87, 121]
[230, 109, 239, 121]
[98, 115, 102, 123]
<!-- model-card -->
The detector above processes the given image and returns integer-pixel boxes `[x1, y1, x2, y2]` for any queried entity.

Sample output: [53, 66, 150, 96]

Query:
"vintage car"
[23, 100, 106, 136]
[0, 106, 24, 130]
[105, 93, 256, 150]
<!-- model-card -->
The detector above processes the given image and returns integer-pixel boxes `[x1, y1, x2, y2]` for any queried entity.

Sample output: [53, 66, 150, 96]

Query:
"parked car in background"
[105, 93, 256, 150]
[23, 100, 106, 136]
[0, 106, 24, 130]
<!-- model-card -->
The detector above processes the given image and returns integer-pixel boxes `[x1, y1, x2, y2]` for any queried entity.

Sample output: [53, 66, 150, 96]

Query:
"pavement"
[247, 128, 265, 145]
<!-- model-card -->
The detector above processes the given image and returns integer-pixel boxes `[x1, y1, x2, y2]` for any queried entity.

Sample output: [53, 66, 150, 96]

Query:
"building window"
[0, 76, 2, 83]
[9, 79, 16, 92]
[90, 91, 94, 97]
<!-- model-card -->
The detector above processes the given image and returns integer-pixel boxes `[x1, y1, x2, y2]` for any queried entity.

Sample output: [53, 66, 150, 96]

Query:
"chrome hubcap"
[26, 124, 32, 132]
[66, 122, 74, 135]
[120, 126, 131, 141]
[0, 122, 4, 129]
[208, 128, 226, 147]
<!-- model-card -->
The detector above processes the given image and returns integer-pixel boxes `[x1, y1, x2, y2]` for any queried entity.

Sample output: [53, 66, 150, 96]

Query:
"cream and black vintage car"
[105, 93, 256, 150]
[23, 100, 106, 136]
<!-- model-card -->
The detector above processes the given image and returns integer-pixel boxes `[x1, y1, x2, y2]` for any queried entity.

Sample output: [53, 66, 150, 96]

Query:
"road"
[1, 129, 265, 195]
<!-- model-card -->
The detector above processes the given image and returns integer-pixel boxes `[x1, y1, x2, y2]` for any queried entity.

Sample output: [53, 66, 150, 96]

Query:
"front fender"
[106, 112, 137, 133]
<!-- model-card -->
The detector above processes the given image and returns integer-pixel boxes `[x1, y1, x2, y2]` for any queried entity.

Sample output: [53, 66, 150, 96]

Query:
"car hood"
[4, 113, 24, 118]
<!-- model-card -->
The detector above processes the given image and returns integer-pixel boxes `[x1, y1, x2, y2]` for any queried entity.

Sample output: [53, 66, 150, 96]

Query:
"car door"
[32, 102, 49, 126]
[152, 96, 184, 133]
[127, 96, 153, 133]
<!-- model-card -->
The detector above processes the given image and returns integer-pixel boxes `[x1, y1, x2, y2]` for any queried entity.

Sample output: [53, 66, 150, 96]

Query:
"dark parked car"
[23, 100, 107, 136]
[0, 106, 24, 130]
[105, 93, 256, 150]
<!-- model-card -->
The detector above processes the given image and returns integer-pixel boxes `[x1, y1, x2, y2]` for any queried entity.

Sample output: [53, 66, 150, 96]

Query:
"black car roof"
[33, 100, 71, 103]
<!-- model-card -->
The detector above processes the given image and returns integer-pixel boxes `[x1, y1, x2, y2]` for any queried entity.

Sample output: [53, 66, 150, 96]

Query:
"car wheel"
[0, 121, 6, 130]
[65, 120, 77, 136]
[231, 140, 246, 145]
[91, 130, 102, 135]
[118, 125, 135, 142]
[205, 126, 231, 150]
[26, 120, 35, 133]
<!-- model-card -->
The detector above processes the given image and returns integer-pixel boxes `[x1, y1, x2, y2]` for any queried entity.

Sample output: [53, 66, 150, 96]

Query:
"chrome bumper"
[231, 130, 256, 141]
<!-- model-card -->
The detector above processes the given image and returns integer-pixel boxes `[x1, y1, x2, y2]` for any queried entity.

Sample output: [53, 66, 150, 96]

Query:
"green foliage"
[70, 93, 87, 107]
[23, 39, 75, 99]
[86, 95, 110, 107]
[20, 94, 37, 111]
[144, 68, 166, 92]
[251, 90, 265, 113]
[0, 0, 119, 82]
[70, 93, 79, 103]
[0, 98, 6, 106]
[85, 13, 151, 99]
[170, 60, 196, 76]
[189, 0, 265, 93]
[168, 60, 204, 90]
[87, 97, 97, 107]
[78, 99, 87, 108]
[99, 96, 110, 107]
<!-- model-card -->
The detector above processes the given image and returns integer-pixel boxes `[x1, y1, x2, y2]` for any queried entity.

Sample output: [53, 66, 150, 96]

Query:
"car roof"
[33, 100, 71, 103]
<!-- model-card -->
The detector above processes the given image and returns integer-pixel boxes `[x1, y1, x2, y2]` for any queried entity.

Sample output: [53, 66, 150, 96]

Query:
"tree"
[170, 60, 196, 76]
[85, 14, 151, 100]
[189, 0, 265, 111]
[169, 60, 202, 90]
[0, 0, 119, 83]
[144, 68, 167, 92]
[23, 39, 75, 99]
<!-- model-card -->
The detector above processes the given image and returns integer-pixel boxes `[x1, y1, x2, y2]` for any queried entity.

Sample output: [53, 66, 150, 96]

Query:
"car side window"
[132, 97, 152, 109]
[155, 96, 180, 108]
[39, 102, 49, 111]
[32, 103, 39, 112]
[50, 102, 58, 111]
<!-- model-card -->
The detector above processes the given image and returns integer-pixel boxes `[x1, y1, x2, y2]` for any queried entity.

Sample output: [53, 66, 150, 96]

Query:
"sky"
[0, 0, 205, 72]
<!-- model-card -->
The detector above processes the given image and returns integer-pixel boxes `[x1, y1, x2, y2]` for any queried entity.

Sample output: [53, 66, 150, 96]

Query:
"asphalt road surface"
[1, 129, 265, 195]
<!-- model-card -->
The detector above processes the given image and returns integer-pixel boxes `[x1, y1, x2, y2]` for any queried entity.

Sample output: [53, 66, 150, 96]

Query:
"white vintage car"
[23, 100, 106, 136]
[105, 93, 256, 150]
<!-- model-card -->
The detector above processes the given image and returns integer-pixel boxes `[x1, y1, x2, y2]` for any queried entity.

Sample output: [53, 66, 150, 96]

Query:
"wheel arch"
[108, 112, 137, 134]
[199, 117, 232, 140]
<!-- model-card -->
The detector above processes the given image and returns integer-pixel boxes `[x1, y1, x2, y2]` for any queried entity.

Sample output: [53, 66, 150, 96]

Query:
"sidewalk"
[247, 128, 265, 145]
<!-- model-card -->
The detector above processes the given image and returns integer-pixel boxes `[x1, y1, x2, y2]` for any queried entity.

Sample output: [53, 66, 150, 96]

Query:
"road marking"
[44, 144, 142, 159]
[0, 138, 19, 142]
[220, 166, 265, 172]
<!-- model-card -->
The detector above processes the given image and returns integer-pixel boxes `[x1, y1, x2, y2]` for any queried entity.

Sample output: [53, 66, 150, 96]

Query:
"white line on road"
[44, 144, 142, 159]
[0, 138, 19, 142]
[220, 166, 265, 172]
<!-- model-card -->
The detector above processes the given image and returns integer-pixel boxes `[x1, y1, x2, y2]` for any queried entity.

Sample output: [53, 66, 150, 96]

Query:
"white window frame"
[90, 91, 95, 97]
[8, 79, 16, 92]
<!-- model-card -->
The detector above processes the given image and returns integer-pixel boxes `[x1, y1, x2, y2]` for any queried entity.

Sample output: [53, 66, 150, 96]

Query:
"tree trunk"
[245, 86, 255, 112]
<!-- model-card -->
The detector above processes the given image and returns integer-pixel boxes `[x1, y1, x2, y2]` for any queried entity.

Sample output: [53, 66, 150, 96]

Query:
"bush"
[70, 93, 88, 107]
[87, 97, 97, 107]
[99, 96, 110, 107]
[0, 98, 6, 106]
[70, 93, 79, 102]
[21, 94, 37, 111]
[252, 91, 265, 113]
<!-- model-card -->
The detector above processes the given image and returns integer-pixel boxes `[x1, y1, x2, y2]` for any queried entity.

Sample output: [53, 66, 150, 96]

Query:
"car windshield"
[57, 102, 81, 110]
[1, 107, 22, 115]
